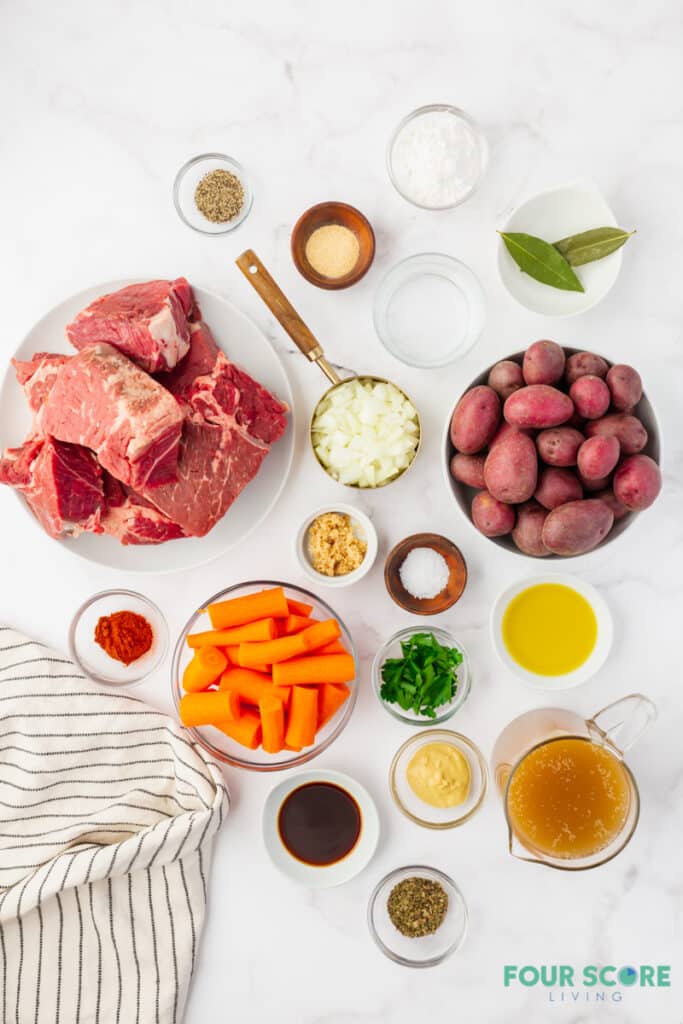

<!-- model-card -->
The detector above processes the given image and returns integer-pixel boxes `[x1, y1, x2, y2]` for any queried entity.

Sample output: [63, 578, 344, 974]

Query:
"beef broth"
[278, 782, 361, 866]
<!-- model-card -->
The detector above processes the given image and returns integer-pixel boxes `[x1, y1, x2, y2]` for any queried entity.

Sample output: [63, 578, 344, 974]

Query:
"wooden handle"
[236, 250, 340, 384]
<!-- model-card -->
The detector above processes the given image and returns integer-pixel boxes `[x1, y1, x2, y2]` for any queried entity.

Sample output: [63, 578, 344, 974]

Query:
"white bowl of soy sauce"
[262, 769, 381, 888]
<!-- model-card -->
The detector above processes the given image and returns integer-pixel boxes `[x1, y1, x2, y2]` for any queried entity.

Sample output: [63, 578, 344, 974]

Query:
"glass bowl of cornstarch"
[387, 104, 487, 210]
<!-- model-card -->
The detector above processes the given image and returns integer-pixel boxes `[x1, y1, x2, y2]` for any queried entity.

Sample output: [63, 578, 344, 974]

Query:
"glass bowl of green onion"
[372, 627, 471, 725]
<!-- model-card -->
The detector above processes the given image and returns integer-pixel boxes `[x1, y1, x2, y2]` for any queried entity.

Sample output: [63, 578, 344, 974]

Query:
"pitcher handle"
[587, 693, 657, 756]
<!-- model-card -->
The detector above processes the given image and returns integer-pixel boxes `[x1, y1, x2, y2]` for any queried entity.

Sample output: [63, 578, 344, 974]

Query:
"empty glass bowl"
[368, 865, 468, 967]
[373, 254, 485, 369]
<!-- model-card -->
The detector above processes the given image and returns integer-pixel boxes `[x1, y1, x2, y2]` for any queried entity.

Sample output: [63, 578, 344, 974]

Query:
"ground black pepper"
[194, 169, 244, 223]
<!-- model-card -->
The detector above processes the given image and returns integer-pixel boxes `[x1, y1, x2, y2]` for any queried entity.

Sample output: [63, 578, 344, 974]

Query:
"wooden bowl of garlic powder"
[291, 202, 375, 289]
[294, 504, 378, 587]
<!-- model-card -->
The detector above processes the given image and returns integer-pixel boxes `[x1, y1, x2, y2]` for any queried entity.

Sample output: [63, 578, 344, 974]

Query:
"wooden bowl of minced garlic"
[295, 505, 378, 588]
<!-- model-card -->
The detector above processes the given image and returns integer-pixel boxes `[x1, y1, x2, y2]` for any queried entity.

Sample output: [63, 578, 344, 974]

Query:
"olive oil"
[506, 737, 631, 860]
[502, 583, 597, 676]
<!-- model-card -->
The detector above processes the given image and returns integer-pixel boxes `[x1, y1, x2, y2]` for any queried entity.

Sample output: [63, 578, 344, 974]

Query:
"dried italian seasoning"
[387, 876, 449, 938]
[194, 169, 244, 223]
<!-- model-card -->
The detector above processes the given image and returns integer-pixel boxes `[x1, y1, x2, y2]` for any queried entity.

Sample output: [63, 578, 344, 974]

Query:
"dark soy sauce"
[278, 782, 362, 866]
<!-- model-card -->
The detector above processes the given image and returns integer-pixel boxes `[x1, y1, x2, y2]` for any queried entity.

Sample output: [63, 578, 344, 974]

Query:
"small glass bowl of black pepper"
[367, 865, 468, 967]
[173, 153, 253, 235]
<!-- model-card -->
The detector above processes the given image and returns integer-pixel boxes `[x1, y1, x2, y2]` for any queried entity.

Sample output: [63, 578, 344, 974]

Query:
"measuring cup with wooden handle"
[236, 249, 422, 488]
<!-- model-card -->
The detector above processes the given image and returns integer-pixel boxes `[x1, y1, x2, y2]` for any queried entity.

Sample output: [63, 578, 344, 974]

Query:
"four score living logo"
[503, 964, 671, 1004]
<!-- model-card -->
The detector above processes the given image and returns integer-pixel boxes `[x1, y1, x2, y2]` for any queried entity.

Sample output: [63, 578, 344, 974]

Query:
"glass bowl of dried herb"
[368, 865, 468, 967]
[372, 627, 471, 725]
[173, 153, 253, 235]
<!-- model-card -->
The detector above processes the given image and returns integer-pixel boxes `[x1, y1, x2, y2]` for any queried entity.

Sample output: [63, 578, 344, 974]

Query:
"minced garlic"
[308, 512, 367, 577]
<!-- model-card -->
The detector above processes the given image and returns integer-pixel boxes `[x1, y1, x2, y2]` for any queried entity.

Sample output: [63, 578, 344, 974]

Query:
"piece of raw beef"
[142, 335, 288, 536]
[0, 436, 105, 538]
[12, 353, 70, 411]
[99, 495, 186, 545]
[37, 343, 184, 490]
[66, 278, 194, 372]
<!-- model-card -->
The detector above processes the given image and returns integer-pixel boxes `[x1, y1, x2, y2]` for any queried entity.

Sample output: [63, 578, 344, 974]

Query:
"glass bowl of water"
[373, 253, 485, 369]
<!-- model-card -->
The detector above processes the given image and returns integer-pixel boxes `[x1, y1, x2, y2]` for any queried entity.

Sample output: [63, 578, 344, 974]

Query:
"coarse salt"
[390, 109, 484, 208]
[399, 547, 450, 600]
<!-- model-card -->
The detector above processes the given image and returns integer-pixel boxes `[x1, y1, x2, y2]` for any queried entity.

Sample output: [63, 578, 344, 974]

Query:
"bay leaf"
[498, 232, 584, 292]
[553, 226, 635, 266]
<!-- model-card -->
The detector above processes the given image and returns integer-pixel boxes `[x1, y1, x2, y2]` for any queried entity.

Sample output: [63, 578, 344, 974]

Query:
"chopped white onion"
[311, 379, 420, 487]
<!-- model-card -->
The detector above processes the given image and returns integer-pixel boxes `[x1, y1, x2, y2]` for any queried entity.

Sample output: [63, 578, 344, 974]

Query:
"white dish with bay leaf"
[497, 179, 630, 317]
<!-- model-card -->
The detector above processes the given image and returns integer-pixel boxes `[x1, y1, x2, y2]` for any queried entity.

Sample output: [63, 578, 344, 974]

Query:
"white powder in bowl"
[399, 547, 450, 600]
[390, 109, 484, 208]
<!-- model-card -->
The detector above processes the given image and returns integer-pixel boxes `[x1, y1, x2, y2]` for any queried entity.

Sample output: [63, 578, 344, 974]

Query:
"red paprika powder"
[94, 610, 153, 666]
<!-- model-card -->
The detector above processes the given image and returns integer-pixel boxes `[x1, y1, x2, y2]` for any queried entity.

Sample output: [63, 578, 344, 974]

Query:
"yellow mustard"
[406, 742, 471, 808]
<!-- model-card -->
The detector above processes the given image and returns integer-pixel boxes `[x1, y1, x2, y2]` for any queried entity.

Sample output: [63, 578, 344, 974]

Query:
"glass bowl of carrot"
[171, 581, 358, 771]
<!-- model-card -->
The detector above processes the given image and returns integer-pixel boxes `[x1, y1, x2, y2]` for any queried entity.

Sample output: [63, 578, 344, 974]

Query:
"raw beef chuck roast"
[66, 278, 194, 373]
[37, 343, 185, 491]
[0, 278, 289, 546]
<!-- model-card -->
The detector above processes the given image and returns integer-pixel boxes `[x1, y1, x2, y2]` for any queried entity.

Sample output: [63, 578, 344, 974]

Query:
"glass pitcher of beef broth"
[492, 694, 656, 870]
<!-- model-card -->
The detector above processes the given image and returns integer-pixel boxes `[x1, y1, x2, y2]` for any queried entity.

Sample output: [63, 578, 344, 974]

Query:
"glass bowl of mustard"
[389, 729, 488, 829]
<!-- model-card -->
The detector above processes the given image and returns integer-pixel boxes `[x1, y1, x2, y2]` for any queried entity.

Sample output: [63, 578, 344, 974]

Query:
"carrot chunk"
[180, 690, 240, 727]
[259, 694, 285, 754]
[284, 686, 318, 749]
[273, 654, 355, 687]
[287, 598, 314, 617]
[217, 711, 262, 750]
[182, 646, 228, 693]
[219, 667, 291, 708]
[208, 587, 289, 629]
[187, 618, 278, 648]
[317, 683, 351, 728]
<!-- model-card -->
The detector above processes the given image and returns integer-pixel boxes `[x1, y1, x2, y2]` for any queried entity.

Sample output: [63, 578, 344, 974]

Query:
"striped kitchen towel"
[0, 626, 229, 1024]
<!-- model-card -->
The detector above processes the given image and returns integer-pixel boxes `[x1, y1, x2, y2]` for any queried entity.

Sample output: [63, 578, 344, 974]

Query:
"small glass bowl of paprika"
[69, 590, 168, 686]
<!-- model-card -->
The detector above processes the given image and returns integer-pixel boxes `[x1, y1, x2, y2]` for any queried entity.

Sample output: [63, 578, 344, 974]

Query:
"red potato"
[511, 501, 550, 557]
[471, 491, 516, 537]
[536, 427, 585, 467]
[484, 431, 538, 504]
[450, 453, 486, 489]
[606, 364, 643, 412]
[579, 473, 611, 493]
[523, 340, 566, 385]
[534, 467, 583, 510]
[613, 454, 662, 511]
[577, 435, 620, 480]
[487, 360, 524, 400]
[489, 421, 532, 448]
[565, 351, 609, 385]
[504, 385, 574, 429]
[541, 499, 614, 556]
[595, 489, 630, 522]
[450, 385, 501, 454]
[585, 413, 648, 454]
[569, 375, 611, 420]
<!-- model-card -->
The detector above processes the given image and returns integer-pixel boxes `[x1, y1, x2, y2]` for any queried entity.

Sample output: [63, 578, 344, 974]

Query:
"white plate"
[497, 179, 624, 317]
[0, 281, 295, 573]
[293, 503, 378, 588]
[490, 574, 613, 691]
[262, 769, 380, 888]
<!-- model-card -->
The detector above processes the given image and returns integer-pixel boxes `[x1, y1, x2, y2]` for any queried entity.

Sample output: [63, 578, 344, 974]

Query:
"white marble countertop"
[1, 1, 682, 1021]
